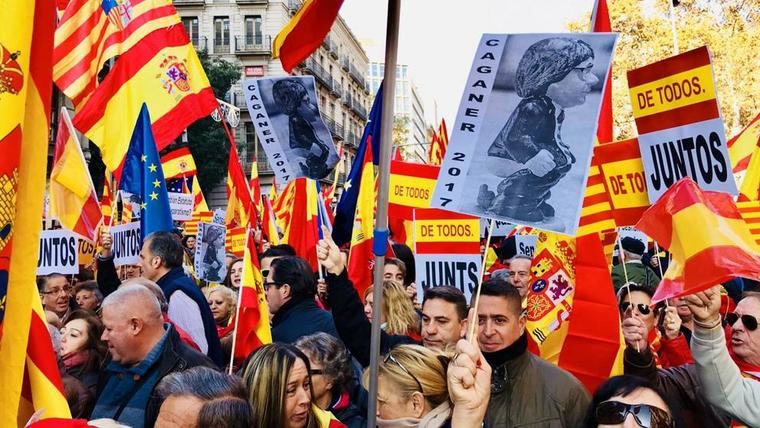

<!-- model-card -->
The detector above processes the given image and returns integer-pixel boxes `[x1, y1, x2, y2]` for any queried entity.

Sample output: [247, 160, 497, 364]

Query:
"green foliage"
[568, 0, 760, 140]
[188, 50, 241, 193]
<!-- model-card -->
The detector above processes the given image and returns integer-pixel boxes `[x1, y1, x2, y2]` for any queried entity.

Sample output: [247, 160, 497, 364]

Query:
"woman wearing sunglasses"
[584, 375, 674, 427]
[618, 283, 693, 368]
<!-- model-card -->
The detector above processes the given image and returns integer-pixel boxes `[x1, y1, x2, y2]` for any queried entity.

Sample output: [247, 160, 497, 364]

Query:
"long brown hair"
[63, 309, 107, 372]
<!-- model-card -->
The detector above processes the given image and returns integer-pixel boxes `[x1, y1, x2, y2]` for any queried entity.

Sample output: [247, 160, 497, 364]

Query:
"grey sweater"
[692, 324, 760, 427]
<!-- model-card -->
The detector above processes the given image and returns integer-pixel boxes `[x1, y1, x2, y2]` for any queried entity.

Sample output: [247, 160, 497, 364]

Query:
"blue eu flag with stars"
[119, 104, 174, 238]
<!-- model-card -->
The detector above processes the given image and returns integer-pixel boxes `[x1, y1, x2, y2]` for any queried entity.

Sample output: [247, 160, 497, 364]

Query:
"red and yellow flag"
[72, 25, 218, 174]
[49, 108, 102, 241]
[427, 119, 449, 166]
[0, 0, 71, 423]
[249, 161, 263, 221]
[347, 144, 375, 297]
[728, 112, 760, 174]
[101, 173, 114, 227]
[272, 178, 320, 269]
[161, 146, 197, 179]
[272, 0, 343, 73]
[231, 229, 272, 364]
[591, 0, 613, 145]
[53, 0, 181, 106]
[226, 141, 255, 229]
[636, 177, 760, 302]
[262, 193, 281, 245]
[738, 141, 760, 202]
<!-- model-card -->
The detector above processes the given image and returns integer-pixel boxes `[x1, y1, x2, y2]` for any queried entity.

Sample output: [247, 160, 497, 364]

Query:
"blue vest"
[157, 267, 224, 366]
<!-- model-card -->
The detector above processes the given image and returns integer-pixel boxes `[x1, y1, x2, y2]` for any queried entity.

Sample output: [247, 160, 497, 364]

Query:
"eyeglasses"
[41, 286, 73, 296]
[261, 269, 269, 279]
[619, 302, 652, 316]
[263, 281, 283, 291]
[725, 312, 759, 331]
[383, 353, 423, 393]
[596, 401, 674, 428]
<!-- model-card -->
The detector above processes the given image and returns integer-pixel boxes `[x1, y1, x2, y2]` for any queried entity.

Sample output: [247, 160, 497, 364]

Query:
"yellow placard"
[600, 158, 650, 209]
[629, 65, 715, 118]
[389, 174, 436, 208]
[414, 219, 479, 243]
[78, 239, 97, 266]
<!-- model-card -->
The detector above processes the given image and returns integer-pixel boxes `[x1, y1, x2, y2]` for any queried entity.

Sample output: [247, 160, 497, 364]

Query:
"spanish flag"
[272, 0, 343, 73]
[72, 25, 218, 174]
[231, 229, 271, 364]
[249, 161, 263, 222]
[590, 0, 613, 145]
[727, 112, 760, 174]
[272, 178, 320, 269]
[636, 177, 760, 302]
[225, 140, 255, 229]
[192, 175, 209, 213]
[346, 141, 375, 296]
[0, 0, 71, 423]
[49, 107, 102, 241]
[262, 193, 281, 245]
[160, 146, 197, 179]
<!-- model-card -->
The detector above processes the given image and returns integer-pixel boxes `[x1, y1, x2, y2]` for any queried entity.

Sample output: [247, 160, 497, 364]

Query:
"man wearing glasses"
[38, 273, 73, 320]
[624, 286, 760, 427]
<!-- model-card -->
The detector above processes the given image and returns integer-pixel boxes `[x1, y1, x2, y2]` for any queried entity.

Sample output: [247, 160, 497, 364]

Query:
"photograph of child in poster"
[432, 33, 617, 235]
[242, 76, 339, 184]
[195, 222, 227, 283]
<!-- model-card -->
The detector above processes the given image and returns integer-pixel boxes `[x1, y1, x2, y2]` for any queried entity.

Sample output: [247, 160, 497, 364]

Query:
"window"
[213, 17, 230, 53]
[244, 15, 263, 45]
[181, 17, 199, 47]
[328, 102, 334, 119]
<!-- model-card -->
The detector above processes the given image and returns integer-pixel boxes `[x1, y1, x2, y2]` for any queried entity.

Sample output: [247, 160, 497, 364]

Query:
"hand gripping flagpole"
[367, 1, 400, 426]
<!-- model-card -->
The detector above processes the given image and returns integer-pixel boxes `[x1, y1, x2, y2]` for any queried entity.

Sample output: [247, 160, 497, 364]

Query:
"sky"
[340, 0, 597, 127]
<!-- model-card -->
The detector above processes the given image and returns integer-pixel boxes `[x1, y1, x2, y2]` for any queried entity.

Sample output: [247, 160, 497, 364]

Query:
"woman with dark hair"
[181, 234, 196, 265]
[198, 397, 254, 428]
[584, 375, 674, 427]
[295, 333, 365, 428]
[477, 37, 599, 223]
[58, 309, 107, 398]
[224, 258, 243, 290]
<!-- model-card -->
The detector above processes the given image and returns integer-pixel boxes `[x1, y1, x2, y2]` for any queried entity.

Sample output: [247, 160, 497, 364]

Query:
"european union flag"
[119, 104, 174, 238]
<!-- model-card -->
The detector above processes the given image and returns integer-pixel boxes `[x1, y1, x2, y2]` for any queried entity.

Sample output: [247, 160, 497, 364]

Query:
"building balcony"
[213, 42, 230, 54]
[322, 35, 331, 50]
[173, 0, 205, 7]
[323, 116, 344, 141]
[328, 41, 339, 59]
[330, 84, 342, 99]
[348, 63, 366, 87]
[233, 91, 247, 109]
[340, 56, 350, 71]
[257, 158, 273, 174]
[303, 57, 333, 90]
[234, 35, 271, 55]
[334, 122, 345, 141]
[190, 36, 207, 52]
[351, 101, 367, 120]
[342, 92, 353, 107]
[236, 0, 267, 4]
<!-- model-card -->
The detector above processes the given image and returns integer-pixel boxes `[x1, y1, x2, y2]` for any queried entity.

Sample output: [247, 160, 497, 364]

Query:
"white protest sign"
[111, 222, 142, 267]
[415, 254, 482, 302]
[37, 229, 79, 275]
[479, 218, 514, 237]
[615, 226, 649, 257]
[514, 234, 538, 258]
[168, 192, 194, 221]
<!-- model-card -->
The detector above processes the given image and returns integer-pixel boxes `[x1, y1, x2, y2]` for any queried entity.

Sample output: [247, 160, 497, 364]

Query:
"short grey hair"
[154, 367, 247, 402]
[510, 254, 533, 263]
[294, 332, 354, 392]
[120, 278, 168, 313]
[622, 249, 643, 262]
[491, 269, 512, 282]
[102, 284, 162, 321]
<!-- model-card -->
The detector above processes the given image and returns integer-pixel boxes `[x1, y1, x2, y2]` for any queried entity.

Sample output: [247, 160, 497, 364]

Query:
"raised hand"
[100, 231, 113, 258]
[684, 285, 722, 326]
[448, 309, 492, 428]
[661, 306, 683, 339]
[316, 225, 345, 275]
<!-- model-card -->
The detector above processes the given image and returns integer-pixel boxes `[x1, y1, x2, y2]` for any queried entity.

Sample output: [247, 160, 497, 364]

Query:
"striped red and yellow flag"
[49, 107, 102, 241]
[0, 0, 71, 423]
[53, 0, 181, 107]
[231, 229, 272, 364]
[101, 172, 114, 227]
[591, 0, 613, 145]
[737, 201, 760, 248]
[161, 146, 197, 180]
[272, 178, 320, 269]
[637, 177, 760, 302]
[191, 176, 209, 213]
[313, 405, 346, 428]
[249, 161, 263, 222]
[576, 163, 616, 237]
[226, 141, 255, 229]
[72, 25, 218, 174]
[183, 210, 212, 236]
[262, 193, 281, 245]
[428, 119, 449, 166]
[272, 0, 343, 73]
[727, 112, 760, 174]
[737, 141, 760, 203]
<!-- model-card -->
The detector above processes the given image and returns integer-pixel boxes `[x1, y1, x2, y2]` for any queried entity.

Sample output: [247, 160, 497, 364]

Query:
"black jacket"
[271, 297, 339, 344]
[325, 270, 418, 367]
[96, 255, 120, 298]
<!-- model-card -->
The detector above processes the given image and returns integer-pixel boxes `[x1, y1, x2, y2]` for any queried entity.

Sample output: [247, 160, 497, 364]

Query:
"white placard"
[37, 229, 79, 275]
[111, 222, 142, 267]
[168, 192, 194, 221]
[415, 254, 482, 302]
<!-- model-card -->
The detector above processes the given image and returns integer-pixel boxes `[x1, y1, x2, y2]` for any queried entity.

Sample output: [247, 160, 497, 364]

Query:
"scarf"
[62, 350, 91, 370]
[376, 401, 451, 428]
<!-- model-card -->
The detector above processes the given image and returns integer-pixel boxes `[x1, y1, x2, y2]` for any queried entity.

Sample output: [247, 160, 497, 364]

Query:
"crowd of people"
[35, 227, 760, 428]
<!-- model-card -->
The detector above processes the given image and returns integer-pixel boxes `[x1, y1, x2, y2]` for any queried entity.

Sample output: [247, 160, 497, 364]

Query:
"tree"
[187, 50, 242, 195]
[392, 115, 410, 147]
[569, 0, 760, 140]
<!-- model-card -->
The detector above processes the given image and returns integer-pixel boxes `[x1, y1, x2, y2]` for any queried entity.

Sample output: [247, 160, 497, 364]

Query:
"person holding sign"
[478, 38, 599, 223]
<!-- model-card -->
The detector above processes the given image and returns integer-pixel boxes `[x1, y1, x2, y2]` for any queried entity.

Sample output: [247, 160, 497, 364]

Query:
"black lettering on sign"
[648, 131, 729, 191]
[421, 260, 480, 295]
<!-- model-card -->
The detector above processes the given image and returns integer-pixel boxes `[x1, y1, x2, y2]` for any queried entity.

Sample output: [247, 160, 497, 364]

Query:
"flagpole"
[667, 0, 679, 55]
[467, 219, 495, 342]
[367, 1, 400, 426]
[228, 226, 251, 375]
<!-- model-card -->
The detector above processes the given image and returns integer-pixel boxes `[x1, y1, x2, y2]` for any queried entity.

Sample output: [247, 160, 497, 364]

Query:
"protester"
[683, 286, 760, 427]
[241, 343, 339, 428]
[260, 244, 297, 274]
[181, 235, 196, 258]
[379, 280, 420, 338]
[668, 295, 694, 342]
[584, 375, 675, 428]
[137, 231, 224, 366]
[447, 335, 493, 428]
[62, 375, 96, 420]
[91, 285, 215, 428]
[73, 280, 103, 312]
[206, 285, 236, 361]
[420, 286, 468, 350]
[476, 278, 589, 427]
[391, 243, 417, 285]
[153, 367, 247, 428]
[224, 258, 243, 290]
[363, 286, 374, 321]
[384, 257, 406, 286]
[38, 273, 72, 320]
[611, 237, 660, 292]
[506, 254, 532, 300]
[295, 333, 366, 428]
[59, 309, 107, 400]
[618, 283, 692, 368]
[197, 397, 254, 428]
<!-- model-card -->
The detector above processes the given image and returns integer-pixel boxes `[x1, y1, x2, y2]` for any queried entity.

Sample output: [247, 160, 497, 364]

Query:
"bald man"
[91, 284, 215, 428]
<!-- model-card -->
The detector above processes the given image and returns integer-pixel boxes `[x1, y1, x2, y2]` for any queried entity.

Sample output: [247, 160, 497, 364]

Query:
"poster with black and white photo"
[242, 76, 340, 184]
[432, 33, 618, 235]
[194, 222, 227, 283]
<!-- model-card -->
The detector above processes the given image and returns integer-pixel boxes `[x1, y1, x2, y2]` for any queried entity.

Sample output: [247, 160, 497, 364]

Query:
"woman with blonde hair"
[364, 280, 420, 339]
[206, 285, 237, 362]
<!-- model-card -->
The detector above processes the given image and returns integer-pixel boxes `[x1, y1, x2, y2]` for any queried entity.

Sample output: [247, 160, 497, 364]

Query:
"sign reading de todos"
[627, 46, 737, 202]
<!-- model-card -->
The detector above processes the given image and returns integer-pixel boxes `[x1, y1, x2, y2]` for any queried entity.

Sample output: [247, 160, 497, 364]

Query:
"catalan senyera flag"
[101, 172, 114, 227]
[576, 162, 616, 237]
[428, 119, 449, 166]
[636, 177, 760, 302]
[53, 0, 181, 106]
[590, 0, 613, 145]
[192, 176, 209, 213]
[161, 146, 196, 180]
[738, 141, 760, 202]
[231, 229, 272, 364]
[272, 0, 343, 73]
[72, 25, 218, 174]
[183, 210, 212, 236]
[272, 178, 320, 269]
[312, 405, 346, 428]
[0, 0, 71, 423]
[226, 140, 255, 229]
[737, 201, 760, 248]
[49, 108, 102, 241]
[346, 138, 375, 296]
[262, 194, 281, 245]
[727, 112, 760, 174]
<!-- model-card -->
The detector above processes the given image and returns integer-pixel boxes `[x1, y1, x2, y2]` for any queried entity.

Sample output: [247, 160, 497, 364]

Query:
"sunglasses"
[383, 353, 423, 393]
[619, 302, 652, 316]
[596, 401, 674, 428]
[725, 312, 759, 331]
[261, 269, 269, 279]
